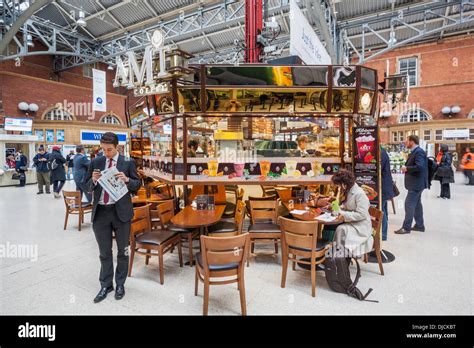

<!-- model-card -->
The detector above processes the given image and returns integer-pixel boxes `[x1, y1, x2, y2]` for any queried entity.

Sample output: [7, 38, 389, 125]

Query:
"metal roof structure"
[1, 0, 473, 71]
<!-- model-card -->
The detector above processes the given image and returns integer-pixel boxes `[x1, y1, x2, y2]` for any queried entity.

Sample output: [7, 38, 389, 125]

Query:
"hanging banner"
[353, 126, 380, 206]
[93, 68, 107, 112]
[289, 0, 331, 65]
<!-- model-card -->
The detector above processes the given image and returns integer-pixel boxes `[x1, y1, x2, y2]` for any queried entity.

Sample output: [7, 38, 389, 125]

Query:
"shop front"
[0, 134, 38, 186]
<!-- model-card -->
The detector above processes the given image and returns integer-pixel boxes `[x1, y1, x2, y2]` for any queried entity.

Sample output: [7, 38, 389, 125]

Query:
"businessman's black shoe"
[394, 228, 411, 234]
[93, 286, 114, 303]
[412, 225, 425, 232]
[115, 285, 125, 300]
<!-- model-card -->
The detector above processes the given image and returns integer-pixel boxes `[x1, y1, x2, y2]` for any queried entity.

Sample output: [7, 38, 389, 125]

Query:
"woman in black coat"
[434, 144, 455, 199]
[49, 146, 67, 198]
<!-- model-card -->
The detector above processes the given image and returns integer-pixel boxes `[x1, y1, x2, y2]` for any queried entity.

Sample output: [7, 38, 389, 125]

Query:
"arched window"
[43, 107, 74, 121]
[399, 109, 431, 123]
[100, 114, 122, 125]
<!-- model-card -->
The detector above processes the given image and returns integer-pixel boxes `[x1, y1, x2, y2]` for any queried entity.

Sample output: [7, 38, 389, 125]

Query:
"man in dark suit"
[73, 145, 92, 202]
[85, 132, 141, 303]
[395, 135, 428, 234]
[381, 147, 395, 240]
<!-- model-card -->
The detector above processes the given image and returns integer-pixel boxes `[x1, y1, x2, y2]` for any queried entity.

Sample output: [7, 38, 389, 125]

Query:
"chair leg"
[251, 242, 255, 254]
[375, 242, 385, 276]
[78, 212, 82, 232]
[188, 233, 194, 267]
[311, 262, 317, 297]
[274, 239, 278, 254]
[203, 280, 210, 316]
[363, 253, 368, 263]
[64, 211, 69, 230]
[178, 240, 183, 267]
[238, 275, 247, 316]
[247, 240, 252, 267]
[158, 249, 164, 285]
[128, 244, 135, 277]
[281, 252, 288, 288]
[146, 249, 151, 265]
[194, 267, 199, 296]
[292, 258, 296, 271]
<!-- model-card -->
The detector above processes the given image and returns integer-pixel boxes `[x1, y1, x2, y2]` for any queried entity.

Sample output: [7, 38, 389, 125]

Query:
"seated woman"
[321, 170, 373, 257]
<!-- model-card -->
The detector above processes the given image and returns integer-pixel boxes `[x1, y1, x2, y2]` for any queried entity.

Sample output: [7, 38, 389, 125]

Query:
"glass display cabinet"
[136, 64, 378, 186]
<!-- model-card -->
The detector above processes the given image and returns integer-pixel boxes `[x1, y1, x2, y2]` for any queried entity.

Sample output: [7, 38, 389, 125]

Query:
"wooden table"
[282, 201, 342, 225]
[171, 205, 225, 229]
[132, 193, 170, 205]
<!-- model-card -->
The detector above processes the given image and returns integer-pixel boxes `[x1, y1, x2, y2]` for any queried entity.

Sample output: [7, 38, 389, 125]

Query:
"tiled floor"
[0, 174, 472, 315]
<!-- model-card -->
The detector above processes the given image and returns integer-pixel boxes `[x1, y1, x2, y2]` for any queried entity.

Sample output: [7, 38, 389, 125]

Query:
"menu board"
[353, 126, 379, 206]
[196, 195, 215, 210]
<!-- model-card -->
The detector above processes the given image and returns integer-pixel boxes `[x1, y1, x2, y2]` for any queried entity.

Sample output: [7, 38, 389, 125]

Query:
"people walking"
[33, 146, 51, 194]
[434, 144, 455, 199]
[460, 147, 474, 185]
[49, 146, 67, 198]
[381, 147, 395, 241]
[395, 135, 429, 235]
[66, 150, 75, 180]
[73, 145, 91, 202]
[85, 132, 140, 303]
[15, 150, 28, 187]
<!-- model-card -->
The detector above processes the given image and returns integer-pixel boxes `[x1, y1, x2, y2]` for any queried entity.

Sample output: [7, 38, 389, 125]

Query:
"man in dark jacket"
[49, 146, 67, 198]
[66, 150, 75, 180]
[33, 146, 50, 194]
[15, 150, 28, 187]
[395, 135, 428, 234]
[434, 144, 455, 199]
[381, 147, 395, 240]
[85, 132, 140, 303]
[73, 145, 91, 202]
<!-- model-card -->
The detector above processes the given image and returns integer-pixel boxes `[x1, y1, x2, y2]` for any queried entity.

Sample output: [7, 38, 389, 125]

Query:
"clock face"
[151, 30, 164, 49]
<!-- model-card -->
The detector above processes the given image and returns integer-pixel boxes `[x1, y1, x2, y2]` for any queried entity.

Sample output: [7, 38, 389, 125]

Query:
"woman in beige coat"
[330, 170, 373, 257]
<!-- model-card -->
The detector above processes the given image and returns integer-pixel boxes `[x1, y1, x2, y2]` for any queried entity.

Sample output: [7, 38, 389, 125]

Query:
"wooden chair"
[279, 217, 330, 297]
[364, 207, 385, 275]
[222, 186, 244, 218]
[260, 185, 277, 197]
[247, 198, 280, 266]
[195, 234, 250, 315]
[275, 187, 292, 202]
[62, 191, 92, 231]
[157, 200, 199, 267]
[147, 198, 174, 230]
[208, 200, 246, 237]
[128, 204, 183, 285]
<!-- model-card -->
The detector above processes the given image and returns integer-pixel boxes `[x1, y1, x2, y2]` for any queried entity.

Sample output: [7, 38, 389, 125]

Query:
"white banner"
[93, 68, 107, 112]
[289, 0, 331, 65]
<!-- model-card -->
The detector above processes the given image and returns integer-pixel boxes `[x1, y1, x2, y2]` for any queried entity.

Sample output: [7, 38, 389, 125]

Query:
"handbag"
[11, 173, 21, 180]
[392, 181, 400, 197]
[19, 166, 28, 171]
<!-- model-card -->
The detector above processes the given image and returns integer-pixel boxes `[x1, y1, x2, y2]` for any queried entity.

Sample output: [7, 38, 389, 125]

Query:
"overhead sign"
[113, 30, 169, 92]
[134, 82, 169, 97]
[443, 129, 469, 139]
[93, 68, 107, 112]
[81, 130, 127, 145]
[289, 0, 331, 65]
[4, 118, 33, 132]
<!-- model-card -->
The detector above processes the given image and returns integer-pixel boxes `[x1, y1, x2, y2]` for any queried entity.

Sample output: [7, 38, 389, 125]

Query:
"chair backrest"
[132, 204, 151, 237]
[261, 185, 277, 197]
[189, 185, 226, 205]
[199, 234, 250, 272]
[279, 216, 319, 254]
[234, 200, 246, 234]
[275, 187, 292, 202]
[63, 191, 81, 210]
[156, 200, 175, 228]
[249, 198, 279, 224]
[368, 206, 383, 239]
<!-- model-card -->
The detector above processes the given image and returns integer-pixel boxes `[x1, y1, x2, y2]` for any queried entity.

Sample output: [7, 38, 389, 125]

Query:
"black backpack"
[323, 246, 378, 302]
[427, 156, 438, 189]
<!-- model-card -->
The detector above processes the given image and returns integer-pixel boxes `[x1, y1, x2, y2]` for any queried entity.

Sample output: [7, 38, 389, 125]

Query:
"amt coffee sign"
[81, 130, 127, 145]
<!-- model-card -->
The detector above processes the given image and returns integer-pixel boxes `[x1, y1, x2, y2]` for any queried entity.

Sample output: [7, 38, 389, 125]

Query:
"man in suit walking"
[85, 132, 141, 303]
[395, 135, 428, 235]
[73, 145, 92, 203]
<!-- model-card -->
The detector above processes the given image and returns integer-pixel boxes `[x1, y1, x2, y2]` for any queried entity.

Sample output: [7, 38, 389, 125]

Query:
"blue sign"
[81, 131, 127, 144]
[96, 97, 103, 104]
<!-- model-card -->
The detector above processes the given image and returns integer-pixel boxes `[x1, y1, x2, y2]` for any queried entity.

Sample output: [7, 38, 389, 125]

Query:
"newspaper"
[97, 166, 128, 202]
[315, 212, 338, 223]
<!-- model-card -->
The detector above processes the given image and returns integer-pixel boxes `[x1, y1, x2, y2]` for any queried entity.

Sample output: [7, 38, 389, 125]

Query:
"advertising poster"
[46, 129, 55, 143]
[35, 129, 44, 141]
[93, 68, 107, 112]
[56, 129, 65, 142]
[353, 126, 379, 206]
